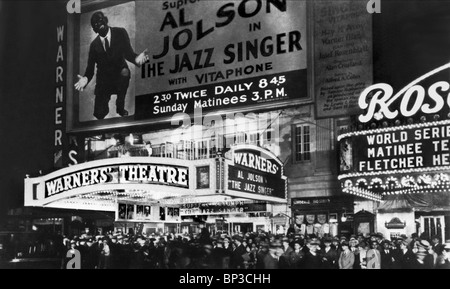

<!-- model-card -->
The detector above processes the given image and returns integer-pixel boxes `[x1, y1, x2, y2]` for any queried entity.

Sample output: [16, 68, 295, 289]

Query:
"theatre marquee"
[25, 147, 287, 212]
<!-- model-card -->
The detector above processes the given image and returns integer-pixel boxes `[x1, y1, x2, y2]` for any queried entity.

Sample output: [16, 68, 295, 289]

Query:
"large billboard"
[68, 0, 307, 132]
[313, 0, 372, 119]
[78, 2, 137, 122]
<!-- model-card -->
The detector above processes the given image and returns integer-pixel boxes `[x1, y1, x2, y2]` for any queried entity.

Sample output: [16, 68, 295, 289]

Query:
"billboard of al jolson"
[68, 0, 307, 131]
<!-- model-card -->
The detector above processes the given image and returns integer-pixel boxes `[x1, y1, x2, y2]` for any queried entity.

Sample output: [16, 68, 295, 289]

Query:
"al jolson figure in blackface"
[75, 11, 148, 119]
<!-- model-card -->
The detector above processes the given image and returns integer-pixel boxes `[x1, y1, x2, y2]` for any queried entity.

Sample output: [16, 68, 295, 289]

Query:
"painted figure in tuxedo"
[75, 11, 148, 119]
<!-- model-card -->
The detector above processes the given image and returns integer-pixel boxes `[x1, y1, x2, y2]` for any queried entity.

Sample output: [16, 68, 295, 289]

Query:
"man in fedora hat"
[380, 240, 394, 269]
[436, 240, 450, 269]
[212, 239, 228, 269]
[256, 241, 270, 269]
[279, 237, 293, 269]
[393, 239, 414, 269]
[321, 237, 338, 269]
[331, 236, 342, 257]
[84, 238, 98, 269]
[303, 238, 322, 269]
[263, 241, 281, 269]
[230, 235, 246, 269]
[431, 235, 443, 253]
[289, 240, 305, 269]
[223, 237, 233, 253]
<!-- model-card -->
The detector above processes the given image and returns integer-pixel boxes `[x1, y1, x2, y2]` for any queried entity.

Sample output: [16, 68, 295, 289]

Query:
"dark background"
[0, 0, 65, 217]
[373, 0, 450, 86]
[1, 0, 450, 219]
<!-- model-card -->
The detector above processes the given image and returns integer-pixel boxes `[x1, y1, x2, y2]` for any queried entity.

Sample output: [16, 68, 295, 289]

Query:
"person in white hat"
[411, 240, 432, 269]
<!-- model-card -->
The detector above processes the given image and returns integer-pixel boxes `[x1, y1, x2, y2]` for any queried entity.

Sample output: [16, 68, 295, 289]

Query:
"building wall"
[277, 105, 342, 207]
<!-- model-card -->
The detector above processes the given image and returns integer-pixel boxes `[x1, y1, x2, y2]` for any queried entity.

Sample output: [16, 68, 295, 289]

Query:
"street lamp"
[341, 212, 347, 223]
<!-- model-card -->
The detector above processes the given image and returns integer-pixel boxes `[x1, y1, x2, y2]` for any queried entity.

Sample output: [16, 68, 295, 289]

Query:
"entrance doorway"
[419, 216, 446, 243]
[233, 223, 253, 234]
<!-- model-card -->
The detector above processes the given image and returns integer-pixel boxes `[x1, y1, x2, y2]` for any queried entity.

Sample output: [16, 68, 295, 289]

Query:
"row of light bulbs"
[344, 174, 450, 190]
[338, 166, 450, 180]
[342, 175, 450, 200]
[342, 187, 382, 202]
[381, 186, 449, 195]
[63, 200, 114, 206]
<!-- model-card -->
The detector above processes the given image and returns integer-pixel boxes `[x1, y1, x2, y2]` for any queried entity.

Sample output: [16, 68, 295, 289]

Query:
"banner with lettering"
[135, 0, 307, 119]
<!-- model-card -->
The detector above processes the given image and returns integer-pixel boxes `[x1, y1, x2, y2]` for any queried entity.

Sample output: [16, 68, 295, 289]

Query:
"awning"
[377, 194, 429, 213]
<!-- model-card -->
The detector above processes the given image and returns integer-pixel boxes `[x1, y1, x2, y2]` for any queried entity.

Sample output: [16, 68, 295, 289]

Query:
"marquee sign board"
[226, 144, 287, 200]
[338, 63, 450, 201]
[24, 157, 216, 211]
[339, 123, 450, 174]
[45, 163, 189, 198]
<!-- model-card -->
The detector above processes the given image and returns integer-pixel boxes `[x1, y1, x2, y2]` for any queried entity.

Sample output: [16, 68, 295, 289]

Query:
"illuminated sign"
[55, 23, 68, 168]
[340, 122, 450, 174]
[338, 118, 450, 201]
[68, 0, 307, 132]
[227, 146, 286, 199]
[45, 163, 189, 197]
[228, 165, 285, 197]
[135, 0, 307, 119]
[232, 149, 280, 175]
[358, 62, 450, 123]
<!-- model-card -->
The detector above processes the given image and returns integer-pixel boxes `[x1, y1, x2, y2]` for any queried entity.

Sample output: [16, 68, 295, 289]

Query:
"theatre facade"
[20, 0, 381, 238]
[337, 63, 450, 243]
[22, 0, 310, 236]
[25, 143, 289, 235]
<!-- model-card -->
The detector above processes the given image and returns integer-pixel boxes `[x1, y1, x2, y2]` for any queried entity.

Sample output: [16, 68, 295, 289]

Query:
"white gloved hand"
[74, 75, 88, 91]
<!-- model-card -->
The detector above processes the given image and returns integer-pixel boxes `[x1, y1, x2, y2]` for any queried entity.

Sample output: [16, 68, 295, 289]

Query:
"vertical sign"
[216, 158, 222, 193]
[314, 0, 372, 118]
[55, 24, 66, 168]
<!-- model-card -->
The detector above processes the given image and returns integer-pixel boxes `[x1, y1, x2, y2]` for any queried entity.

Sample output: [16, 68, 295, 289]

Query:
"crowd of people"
[62, 228, 450, 269]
